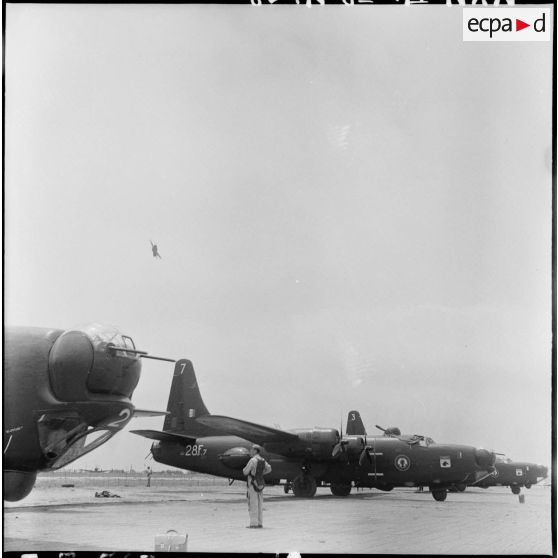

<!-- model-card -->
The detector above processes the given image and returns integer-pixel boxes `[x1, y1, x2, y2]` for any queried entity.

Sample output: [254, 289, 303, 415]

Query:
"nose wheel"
[330, 483, 352, 497]
[430, 487, 448, 502]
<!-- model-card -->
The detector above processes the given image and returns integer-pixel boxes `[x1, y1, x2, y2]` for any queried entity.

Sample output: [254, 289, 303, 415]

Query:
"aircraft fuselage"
[151, 433, 490, 490]
[4, 325, 142, 501]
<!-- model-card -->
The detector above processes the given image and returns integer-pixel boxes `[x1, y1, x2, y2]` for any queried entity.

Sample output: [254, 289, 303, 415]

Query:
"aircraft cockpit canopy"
[415, 436, 435, 447]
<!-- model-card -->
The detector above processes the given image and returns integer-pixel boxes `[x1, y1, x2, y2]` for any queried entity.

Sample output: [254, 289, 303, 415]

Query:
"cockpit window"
[415, 436, 435, 447]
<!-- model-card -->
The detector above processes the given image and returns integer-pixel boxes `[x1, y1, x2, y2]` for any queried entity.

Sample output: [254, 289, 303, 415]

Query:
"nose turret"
[48, 324, 141, 401]
[474, 448, 496, 470]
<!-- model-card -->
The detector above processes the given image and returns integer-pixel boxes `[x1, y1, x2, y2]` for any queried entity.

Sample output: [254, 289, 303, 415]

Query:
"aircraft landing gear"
[330, 483, 352, 497]
[284, 481, 292, 494]
[430, 488, 448, 502]
[455, 483, 466, 492]
[511, 485, 521, 495]
[524, 481, 532, 489]
[292, 474, 317, 498]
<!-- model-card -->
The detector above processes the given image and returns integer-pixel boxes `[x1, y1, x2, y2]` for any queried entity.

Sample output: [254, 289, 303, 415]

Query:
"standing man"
[242, 444, 272, 528]
[146, 466, 152, 487]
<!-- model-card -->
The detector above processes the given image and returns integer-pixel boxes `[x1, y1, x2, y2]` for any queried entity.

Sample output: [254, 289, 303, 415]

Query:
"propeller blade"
[332, 443, 343, 458]
[358, 448, 372, 467]
[332, 440, 349, 458]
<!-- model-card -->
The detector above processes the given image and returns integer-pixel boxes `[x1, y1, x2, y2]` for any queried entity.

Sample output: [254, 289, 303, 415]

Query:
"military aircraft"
[131, 360, 496, 501]
[345, 410, 548, 496]
[470, 456, 548, 494]
[3, 324, 172, 501]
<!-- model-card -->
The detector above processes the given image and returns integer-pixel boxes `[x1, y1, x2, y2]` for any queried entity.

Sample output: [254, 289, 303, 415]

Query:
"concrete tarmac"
[4, 483, 553, 554]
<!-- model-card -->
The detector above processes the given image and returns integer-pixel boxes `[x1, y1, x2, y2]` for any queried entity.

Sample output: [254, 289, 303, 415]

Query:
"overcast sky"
[5, 3, 553, 471]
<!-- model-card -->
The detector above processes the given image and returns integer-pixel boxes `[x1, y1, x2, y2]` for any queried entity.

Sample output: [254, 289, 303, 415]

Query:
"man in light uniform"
[242, 444, 272, 528]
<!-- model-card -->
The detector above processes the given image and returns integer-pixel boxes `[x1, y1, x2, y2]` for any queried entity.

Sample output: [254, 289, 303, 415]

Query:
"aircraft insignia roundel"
[394, 455, 411, 471]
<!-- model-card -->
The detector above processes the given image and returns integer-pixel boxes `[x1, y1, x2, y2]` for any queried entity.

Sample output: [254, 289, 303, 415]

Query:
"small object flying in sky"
[150, 240, 162, 259]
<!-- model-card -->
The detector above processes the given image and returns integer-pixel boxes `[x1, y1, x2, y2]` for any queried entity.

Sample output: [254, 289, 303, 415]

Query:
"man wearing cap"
[242, 444, 272, 528]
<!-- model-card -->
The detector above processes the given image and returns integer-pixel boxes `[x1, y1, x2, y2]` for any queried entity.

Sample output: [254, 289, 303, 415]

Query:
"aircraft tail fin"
[162, 359, 216, 437]
[346, 410, 367, 436]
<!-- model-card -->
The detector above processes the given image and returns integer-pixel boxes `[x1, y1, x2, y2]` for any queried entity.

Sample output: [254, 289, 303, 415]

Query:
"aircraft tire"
[431, 488, 447, 502]
[525, 482, 532, 489]
[511, 485, 521, 495]
[330, 483, 352, 497]
[293, 474, 317, 498]
[455, 483, 467, 492]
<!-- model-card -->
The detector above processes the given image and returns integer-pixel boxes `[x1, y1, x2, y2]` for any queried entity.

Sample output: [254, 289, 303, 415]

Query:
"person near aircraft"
[242, 444, 271, 528]
[146, 466, 152, 487]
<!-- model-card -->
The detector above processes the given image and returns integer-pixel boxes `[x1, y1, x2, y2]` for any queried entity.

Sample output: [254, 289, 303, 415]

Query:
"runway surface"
[4, 481, 553, 554]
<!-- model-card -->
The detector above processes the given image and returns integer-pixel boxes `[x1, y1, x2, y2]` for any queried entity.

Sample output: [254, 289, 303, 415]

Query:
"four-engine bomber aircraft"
[4, 324, 170, 501]
[472, 456, 548, 495]
[132, 359, 496, 501]
[346, 410, 548, 496]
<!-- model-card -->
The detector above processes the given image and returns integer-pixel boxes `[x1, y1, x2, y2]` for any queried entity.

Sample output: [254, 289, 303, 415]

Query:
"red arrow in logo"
[516, 19, 530, 31]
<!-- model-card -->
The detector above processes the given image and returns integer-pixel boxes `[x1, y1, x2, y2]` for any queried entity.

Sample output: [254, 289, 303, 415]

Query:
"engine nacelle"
[343, 436, 365, 455]
[291, 428, 340, 460]
[219, 447, 251, 470]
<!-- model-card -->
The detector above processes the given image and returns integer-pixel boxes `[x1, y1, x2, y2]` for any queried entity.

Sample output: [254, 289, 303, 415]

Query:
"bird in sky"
[150, 240, 162, 259]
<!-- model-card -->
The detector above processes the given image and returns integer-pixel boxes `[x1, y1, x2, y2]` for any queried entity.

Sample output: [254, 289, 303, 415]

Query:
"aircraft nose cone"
[49, 325, 141, 401]
[474, 448, 496, 469]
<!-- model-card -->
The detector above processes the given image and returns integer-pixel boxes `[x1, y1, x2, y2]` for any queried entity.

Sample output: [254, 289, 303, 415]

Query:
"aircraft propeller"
[358, 436, 375, 467]
[331, 414, 349, 459]
[331, 440, 348, 458]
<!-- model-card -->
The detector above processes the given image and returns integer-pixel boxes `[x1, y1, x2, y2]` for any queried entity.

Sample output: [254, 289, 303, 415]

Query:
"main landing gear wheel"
[455, 483, 467, 492]
[330, 483, 352, 497]
[511, 485, 521, 495]
[431, 488, 448, 502]
[525, 482, 532, 489]
[293, 475, 317, 498]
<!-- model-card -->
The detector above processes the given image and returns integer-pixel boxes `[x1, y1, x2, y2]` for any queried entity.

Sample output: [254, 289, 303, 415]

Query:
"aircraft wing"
[195, 415, 299, 444]
[132, 409, 169, 417]
[130, 429, 197, 445]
